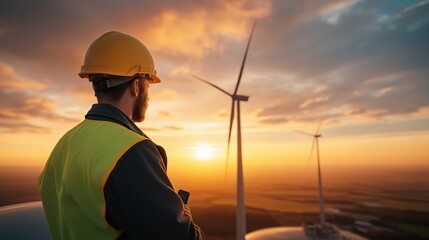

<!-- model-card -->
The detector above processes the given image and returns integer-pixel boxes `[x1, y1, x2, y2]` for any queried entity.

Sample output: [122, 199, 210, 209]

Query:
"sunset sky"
[0, 0, 428, 182]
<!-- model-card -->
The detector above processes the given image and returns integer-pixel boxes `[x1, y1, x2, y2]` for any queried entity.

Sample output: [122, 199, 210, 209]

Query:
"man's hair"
[90, 74, 134, 102]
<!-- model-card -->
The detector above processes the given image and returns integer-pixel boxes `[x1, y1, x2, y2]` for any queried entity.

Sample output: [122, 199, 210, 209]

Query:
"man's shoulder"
[76, 120, 148, 144]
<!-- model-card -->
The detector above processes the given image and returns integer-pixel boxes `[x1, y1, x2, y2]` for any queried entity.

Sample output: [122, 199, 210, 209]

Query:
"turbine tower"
[297, 119, 326, 227]
[191, 21, 256, 240]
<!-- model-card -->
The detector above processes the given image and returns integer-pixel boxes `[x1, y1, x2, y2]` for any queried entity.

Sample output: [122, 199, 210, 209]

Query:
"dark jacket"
[86, 103, 204, 240]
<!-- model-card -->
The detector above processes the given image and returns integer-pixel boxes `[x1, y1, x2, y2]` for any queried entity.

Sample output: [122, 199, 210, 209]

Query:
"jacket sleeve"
[104, 140, 204, 240]
[154, 144, 168, 170]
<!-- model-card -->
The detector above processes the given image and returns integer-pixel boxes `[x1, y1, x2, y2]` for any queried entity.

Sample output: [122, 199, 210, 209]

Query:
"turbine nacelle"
[233, 95, 250, 101]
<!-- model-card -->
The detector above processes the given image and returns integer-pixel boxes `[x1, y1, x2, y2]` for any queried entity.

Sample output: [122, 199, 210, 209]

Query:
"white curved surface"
[246, 226, 367, 240]
[246, 227, 311, 240]
[0, 201, 50, 240]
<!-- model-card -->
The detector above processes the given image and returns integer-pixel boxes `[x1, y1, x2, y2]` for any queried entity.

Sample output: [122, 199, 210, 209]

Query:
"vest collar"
[85, 103, 148, 138]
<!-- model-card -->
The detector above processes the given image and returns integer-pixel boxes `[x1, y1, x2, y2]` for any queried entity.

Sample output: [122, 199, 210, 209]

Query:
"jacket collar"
[85, 103, 148, 138]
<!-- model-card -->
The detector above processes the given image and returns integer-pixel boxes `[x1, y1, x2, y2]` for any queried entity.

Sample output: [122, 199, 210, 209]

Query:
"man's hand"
[183, 204, 192, 219]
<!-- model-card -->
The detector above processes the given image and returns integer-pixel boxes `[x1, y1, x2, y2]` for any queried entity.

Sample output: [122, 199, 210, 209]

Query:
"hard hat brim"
[80, 72, 161, 84]
[150, 75, 161, 84]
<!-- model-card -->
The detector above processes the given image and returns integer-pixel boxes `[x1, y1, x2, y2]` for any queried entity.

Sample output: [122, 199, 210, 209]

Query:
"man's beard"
[132, 93, 147, 122]
[131, 82, 148, 122]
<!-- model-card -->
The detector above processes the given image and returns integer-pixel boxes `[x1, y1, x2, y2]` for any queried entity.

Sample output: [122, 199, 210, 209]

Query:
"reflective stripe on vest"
[39, 119, 147, 240]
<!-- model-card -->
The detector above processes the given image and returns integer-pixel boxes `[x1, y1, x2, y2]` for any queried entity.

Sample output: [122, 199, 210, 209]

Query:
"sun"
[194, 142, 215, 161]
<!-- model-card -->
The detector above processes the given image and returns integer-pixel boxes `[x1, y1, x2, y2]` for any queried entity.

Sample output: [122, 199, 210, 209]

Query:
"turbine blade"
[190, 74, 232, 97]
[233, 21, 256, 95]
[315, 118, 324, 134]
[225, 100, 235, 181]
[308, 138, 316, 162]
[295, 130, 314, 137]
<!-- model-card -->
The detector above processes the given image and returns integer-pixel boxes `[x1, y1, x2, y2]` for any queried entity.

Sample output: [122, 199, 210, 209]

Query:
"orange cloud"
[0, 60, 78, 132]
[300, 96, 330, 108]
[0, 90, 75, 121]
[150, 88, 180, 100]
[0, 121, 48, 133]
[0, 61, 47, 90]
[159, 110, 172, 117]
[140, 1, 271, 58]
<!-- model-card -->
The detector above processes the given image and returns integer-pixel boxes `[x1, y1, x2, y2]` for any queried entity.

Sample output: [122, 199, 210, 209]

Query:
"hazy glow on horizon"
[0, 0, 428, 180]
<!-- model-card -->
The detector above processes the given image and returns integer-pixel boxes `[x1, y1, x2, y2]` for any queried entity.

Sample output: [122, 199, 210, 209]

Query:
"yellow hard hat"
[79, 31, 160, 84]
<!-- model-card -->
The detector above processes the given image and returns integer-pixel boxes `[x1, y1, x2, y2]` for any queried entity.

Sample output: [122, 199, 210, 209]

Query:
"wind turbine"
[296, 119, 326, 227]
[191, 21, 256, 240]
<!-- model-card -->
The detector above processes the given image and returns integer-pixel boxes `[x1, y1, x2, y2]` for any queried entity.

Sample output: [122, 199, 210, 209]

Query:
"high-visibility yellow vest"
[39, 119, 147, 240]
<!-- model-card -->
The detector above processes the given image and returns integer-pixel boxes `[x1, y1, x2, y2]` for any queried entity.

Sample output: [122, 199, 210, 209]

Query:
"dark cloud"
[250, 0, 429, 125]
[0, 88, 77, 132]
[257, 70, 429, 124]
[325, 117, 429, 137]
[0, 1, 160, 59]
[0, 0, 428, 130]
[0, 0, 272, 95]
[0, 121, 48, 133]
[0, 0, 267, 64]
[253, 1, 429, 78]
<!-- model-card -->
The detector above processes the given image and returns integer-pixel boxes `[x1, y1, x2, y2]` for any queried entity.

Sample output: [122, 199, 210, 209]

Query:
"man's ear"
[131, 79, 139, 96]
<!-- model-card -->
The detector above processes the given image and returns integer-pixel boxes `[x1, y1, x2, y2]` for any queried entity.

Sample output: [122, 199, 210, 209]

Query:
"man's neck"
[97, 99, 133, 120]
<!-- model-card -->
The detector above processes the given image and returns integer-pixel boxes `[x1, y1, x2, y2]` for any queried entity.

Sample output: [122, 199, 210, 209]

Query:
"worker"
[38, 31, 204, 240]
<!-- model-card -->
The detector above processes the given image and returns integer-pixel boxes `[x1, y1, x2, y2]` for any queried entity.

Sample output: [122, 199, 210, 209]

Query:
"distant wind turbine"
[296, 119, 326, 227]
[191, 21, 256, 240]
